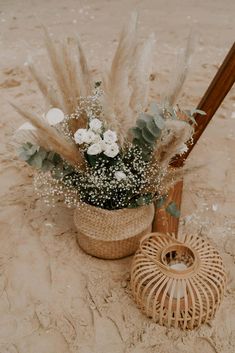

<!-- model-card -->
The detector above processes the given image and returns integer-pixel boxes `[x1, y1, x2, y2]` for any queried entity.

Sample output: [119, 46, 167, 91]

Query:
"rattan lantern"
[131, 232, 226, 330]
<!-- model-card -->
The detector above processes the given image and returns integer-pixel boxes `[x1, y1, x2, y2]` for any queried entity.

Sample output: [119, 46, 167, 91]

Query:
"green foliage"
[18, 142, 73, 177]
[128, 194, 153, 208]
[166, 201, 180, 218]
[155, 195, 167, 208]
[131, 105, 165, 161]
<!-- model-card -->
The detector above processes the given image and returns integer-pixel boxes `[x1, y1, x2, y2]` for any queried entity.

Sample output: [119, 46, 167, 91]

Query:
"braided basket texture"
[74, 203, 154, 259]
[131, 232, 226, 329]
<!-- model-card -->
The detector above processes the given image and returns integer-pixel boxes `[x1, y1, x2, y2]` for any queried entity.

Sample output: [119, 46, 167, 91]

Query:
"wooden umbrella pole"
[153, 42, 235, 234]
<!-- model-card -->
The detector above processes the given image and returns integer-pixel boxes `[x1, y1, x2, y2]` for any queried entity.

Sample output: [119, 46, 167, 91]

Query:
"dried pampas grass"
[29, 29, 92, 117]
[102, 12, 155, 144]
[102, 12, 138, 138]
[129, 33, 155, 116]
[11, 103, 84, 168]
[154, 119, 193, 167]
[165, 32, 195, 106]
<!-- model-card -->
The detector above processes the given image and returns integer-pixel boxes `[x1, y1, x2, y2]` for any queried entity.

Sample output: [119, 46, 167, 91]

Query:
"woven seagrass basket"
[74, 203, 155, 259]
[131, 232, 227, 329]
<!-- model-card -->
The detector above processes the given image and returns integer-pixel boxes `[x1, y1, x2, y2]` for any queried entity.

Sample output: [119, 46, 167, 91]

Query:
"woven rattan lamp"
[131, 233, 226, 330]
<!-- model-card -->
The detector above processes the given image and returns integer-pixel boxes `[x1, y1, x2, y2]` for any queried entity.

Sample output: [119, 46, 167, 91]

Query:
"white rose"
[89, 118, 102, 132]
[84, 129, 98, 144]
[92, 134, 102, 144]
[74, 128, 88, 144]
[87, 143, 103, 155]
[45, 108, 65, 125]
[103, 143, 119, 158]
[114, 171, 127, 181]
[103, 130, 117, 144]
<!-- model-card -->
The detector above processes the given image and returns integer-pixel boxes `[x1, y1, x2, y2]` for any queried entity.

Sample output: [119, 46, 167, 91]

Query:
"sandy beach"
[0, 0, 235, 352]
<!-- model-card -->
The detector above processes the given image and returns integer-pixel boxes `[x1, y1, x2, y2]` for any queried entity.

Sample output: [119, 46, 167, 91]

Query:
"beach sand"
[0, 0, 235, 352]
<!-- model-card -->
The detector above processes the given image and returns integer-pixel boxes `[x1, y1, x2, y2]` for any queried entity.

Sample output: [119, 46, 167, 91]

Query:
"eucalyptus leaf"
[136, 196, 145, 206]
[146, 118, 161, 138]
[155, 196, 167, 208]
[133, 138, 149, 149]
[28, 154, 43, 169]
[131, 127, 143, 139]
[28, 145, 39, 155]
[149, 102, 161, 116]
[18, 150, 31, 161]
[18, 143, 39, 161]
[139, 113, 152, 122]
[136, 119, 147, 129]
[166, 201, 180, 218]
[41, 160, 54, 171]
[141, 128, 155, 144]
[153, 114, 165, 130]
[37, 147, 47, 161]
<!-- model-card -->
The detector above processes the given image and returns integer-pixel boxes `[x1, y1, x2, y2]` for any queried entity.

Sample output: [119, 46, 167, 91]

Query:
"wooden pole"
[153, 42, 235, 234]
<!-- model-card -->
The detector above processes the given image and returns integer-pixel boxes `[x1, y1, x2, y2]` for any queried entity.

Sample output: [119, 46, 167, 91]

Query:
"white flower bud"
[74, 128, 88, 144]
[84, 129, 98, 144]
[87, 143, 103, 155]
[103, 143, 119, 158]
[89, 118, 102, 132]
[45, 108, 65, 125]
[114, 171, 127, 181]
[103, 130, 117, 144]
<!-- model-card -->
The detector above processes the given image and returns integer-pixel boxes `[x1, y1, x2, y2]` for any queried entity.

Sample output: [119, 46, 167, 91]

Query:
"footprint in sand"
[0, 79, 21, 88]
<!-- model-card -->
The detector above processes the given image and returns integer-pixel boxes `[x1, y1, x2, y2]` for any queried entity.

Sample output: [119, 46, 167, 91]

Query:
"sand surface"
[0, 0, 235, 352]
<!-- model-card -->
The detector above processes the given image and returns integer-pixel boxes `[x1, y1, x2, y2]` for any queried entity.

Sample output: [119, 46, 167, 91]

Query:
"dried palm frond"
[11, 103, 84, 168]
[165, 32, 195, 106]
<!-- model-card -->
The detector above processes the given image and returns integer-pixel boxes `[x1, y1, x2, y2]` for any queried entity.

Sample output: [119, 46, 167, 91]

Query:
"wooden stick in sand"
[153, 42, 235, 234]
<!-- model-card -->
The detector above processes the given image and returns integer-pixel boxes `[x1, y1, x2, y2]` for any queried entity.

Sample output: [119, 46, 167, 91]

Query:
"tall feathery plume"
[11, 103, 84, 168]
[129, 33, 155, 118]
[28, 62, 64, 110]
[43, 28, 74, 114]
[76, 37, 92, 96]
[165, 31, 195, 106]
[61, 38, 80, 111]
[154, 119, 193, 168]
[28, 29, 93, 133]
[102, 12, 138, 142]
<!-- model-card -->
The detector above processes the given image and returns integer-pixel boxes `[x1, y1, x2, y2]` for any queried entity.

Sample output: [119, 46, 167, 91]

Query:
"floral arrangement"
[14, 14, 205, 215]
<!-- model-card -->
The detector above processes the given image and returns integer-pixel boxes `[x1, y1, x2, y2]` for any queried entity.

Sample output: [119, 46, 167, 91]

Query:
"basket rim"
[76, 202, 154, 215]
